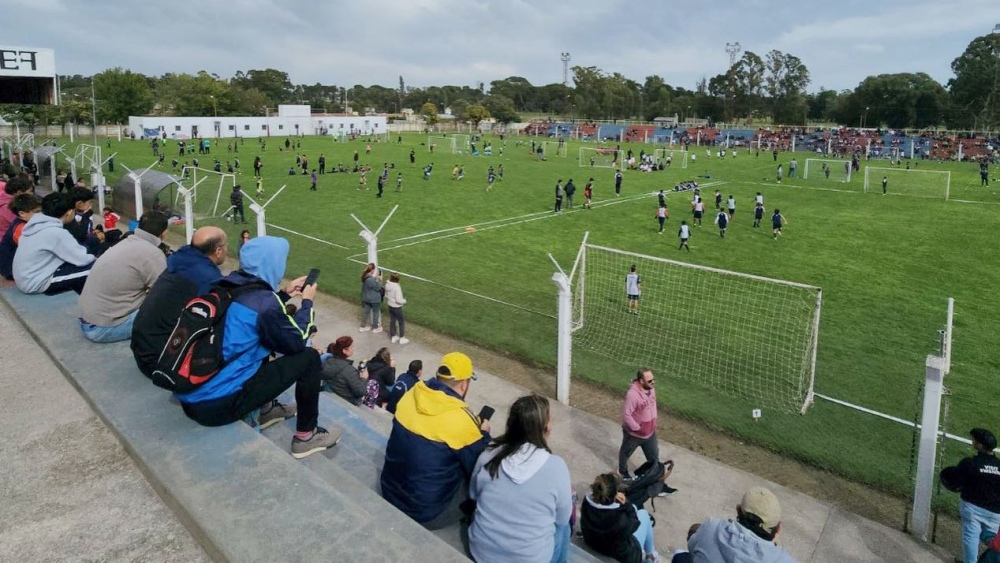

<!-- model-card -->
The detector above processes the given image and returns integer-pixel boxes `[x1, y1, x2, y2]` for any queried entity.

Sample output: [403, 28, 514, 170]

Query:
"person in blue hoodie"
[131, 226, 229, 379]
[174, 236, 342, 459]
[12, 192, 95, 295]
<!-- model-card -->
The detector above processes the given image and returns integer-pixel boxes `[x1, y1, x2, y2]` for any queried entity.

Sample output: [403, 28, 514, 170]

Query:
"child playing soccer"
[584, 179, 594, 209]
[772, 209, 786, 239]
[656, 203, 668, 233]
[714, 208, 730, 238]
[678, 220, 691, 251]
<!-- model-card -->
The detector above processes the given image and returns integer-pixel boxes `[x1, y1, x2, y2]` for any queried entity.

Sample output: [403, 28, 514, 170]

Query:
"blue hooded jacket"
[167, 244, 223, 294]
[176, 236, 315, 404]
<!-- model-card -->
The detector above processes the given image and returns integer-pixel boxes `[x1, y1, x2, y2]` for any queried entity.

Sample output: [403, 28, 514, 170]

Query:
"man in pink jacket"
[618, 367, 659, 480]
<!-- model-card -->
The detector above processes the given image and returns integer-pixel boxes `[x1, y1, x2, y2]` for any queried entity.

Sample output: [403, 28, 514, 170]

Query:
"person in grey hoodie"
[359, 263, 383, 333]
[13, 192, 95, 295]
[687, 486, 797, 563]
[469, 395, 572, 563]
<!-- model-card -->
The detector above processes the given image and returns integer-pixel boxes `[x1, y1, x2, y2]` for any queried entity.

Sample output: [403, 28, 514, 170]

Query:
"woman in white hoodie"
[383, 272, 408, 344]
[469, 394, 572, 563]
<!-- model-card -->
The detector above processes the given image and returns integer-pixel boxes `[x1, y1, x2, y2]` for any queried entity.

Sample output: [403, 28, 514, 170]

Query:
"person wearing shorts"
[625, 264, 640, 316]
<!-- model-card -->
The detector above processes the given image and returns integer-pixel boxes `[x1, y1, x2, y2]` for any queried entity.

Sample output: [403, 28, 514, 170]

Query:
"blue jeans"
[79, 310, 138, 343]
[961, 500, 1000, 563]
[550, 522, 570, 563]
[632, 506, 655, 556]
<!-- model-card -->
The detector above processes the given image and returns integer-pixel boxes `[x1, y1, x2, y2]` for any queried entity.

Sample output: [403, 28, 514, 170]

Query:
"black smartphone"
[478, 405, 495, 421]
[304, 268, 321, 287]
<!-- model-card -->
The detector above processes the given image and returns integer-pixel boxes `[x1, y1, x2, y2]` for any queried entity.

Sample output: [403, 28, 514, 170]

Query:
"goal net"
[453, 134, 470, 154]
[579, 147, 621, 169]
[863, 167, 951, 200]
[427, 135, 453, 153]
[177, 166, 237, 218]
[802, 159, 853, 186]
[654, 149, 689, 169]
[571, 244, 821, 413]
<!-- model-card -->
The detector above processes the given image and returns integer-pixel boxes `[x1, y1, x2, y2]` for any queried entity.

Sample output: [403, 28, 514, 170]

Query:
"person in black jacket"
[130, 227, 227, 378]
[580, 472, 658, 563]
[365, 347, 397, 408]
[941, 428, 1000, 563]
[320, 336, 368, 405]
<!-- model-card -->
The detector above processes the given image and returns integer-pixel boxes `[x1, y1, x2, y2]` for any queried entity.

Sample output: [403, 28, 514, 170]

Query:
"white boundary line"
[814, 392, 973, 446]
[265, 223, 350, 249]
[344, 256, 555, 319]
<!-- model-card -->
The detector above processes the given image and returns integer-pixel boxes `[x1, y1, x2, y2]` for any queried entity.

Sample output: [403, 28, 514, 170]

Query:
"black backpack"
[625, 459, 670, 512]
[151, 279, 268, 393]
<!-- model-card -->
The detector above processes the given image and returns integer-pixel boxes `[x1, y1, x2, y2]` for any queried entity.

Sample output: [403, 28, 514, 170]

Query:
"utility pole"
[725, 42, 741, 123]
[561, 52, 571, 87]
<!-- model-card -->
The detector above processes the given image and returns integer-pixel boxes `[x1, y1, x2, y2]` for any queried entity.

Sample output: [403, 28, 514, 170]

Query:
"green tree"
[849, 73, 948, 128]
[484, 94, 519, 123]
[232, 69, 292, 107]
[764, 50, 810, 124]
[947, 32, 1000, 130]
[420, 102, 439, 126]
[464, 104, 491, 128]
[93, 67, 154, 122]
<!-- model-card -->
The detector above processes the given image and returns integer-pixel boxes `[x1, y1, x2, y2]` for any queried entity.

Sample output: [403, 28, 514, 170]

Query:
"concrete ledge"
[0, 288, 466, 563]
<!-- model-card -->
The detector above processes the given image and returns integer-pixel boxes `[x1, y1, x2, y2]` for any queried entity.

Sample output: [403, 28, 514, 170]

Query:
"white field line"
[266, 223, 350, 249]
[345, 256, 555, 319]
[813, 392, 975, 446]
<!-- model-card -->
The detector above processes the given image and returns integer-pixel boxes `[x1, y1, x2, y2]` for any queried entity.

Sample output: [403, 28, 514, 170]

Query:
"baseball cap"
[436, 352, 476, 381]
[740, 486, 781, 530]
[971, 428, 997, 451]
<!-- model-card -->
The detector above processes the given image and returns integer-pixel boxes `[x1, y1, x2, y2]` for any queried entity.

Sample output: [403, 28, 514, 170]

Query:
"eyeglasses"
[643, 378, 655, 384]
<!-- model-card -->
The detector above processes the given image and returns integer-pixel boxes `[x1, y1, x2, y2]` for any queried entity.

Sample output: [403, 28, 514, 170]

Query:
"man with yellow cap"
[687, 486, 797, 562]
[380, 352, 491, 529]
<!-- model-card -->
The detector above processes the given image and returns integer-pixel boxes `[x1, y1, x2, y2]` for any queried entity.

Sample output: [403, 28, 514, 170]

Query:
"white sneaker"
[359, 326, 371, 333]
[390, 336, 399, 343]
[399, 337, 409, 345]
[372, 327, 384, 334]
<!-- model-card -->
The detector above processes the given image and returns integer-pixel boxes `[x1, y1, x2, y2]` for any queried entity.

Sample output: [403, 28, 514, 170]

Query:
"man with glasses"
[618, 367, 659, 481]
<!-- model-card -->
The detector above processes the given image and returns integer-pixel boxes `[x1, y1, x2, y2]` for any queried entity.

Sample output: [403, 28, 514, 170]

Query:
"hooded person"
[381, 351, 491, 529]
[174, 235, 342, 459]
[687, 486, 797, 563]
[468, 394, 573, 563]
[12, 192, 95, 295]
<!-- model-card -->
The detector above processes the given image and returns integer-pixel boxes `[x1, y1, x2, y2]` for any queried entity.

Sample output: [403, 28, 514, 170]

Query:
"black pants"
[388, 306, 406, 338]
[554, 196, 563, 212]
[45, 261, 93, 295]
[181, 348, 321, 433]
[233, 204, 245, 223]
[618, 427, 659, 476]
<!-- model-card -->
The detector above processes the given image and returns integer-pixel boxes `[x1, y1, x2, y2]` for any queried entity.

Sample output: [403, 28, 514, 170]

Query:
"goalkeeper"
[625, 264, 640, 316]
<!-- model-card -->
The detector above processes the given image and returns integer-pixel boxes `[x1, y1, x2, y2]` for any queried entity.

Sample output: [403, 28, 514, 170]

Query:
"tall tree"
[849, 73, 948, 128]
[947, 31, 1000, 130]
[464, 104, 491, 128]
[93, 67, 154, 122]
[420, 102, 439, 126]
[764, 50, 810, 124]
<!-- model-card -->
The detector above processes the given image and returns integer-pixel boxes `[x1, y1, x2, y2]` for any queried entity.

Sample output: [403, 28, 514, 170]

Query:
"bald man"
[131, 226, 229, 378]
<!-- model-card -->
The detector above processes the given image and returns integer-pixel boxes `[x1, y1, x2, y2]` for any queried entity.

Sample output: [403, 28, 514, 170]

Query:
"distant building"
[128, 105, 388, 140]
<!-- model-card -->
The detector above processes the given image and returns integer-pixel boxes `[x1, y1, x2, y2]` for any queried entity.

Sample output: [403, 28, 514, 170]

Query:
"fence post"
[552, 271, 572, 405]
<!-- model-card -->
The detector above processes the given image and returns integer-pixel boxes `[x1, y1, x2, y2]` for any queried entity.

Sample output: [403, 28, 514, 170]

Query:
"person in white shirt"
[625, 264, 641, 316]
[692, 199, 705, 226]
[678, 221, 691, 251]
[384, 272, 409, 344]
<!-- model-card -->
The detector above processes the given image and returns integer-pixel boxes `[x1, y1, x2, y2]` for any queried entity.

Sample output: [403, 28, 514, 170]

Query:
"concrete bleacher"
[1, 280, 954, 562]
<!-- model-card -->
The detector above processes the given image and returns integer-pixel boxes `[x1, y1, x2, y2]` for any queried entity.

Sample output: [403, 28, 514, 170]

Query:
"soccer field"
[54, 132, 1000, 496]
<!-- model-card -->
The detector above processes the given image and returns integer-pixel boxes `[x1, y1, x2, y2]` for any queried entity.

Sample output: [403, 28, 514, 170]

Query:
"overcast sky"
[4, 0, 999, 93]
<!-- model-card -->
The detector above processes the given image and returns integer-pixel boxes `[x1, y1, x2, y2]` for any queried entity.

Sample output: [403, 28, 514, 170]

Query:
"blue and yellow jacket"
[176, 237, 314, 404]
[381, 379, 490, 523]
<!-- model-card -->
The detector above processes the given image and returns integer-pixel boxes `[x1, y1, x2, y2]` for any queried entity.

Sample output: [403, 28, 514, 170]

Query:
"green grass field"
[48, 132, 1000, 502]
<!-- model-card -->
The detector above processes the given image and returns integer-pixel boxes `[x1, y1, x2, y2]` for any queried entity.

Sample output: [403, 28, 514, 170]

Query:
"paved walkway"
[0, 299, 209, 562]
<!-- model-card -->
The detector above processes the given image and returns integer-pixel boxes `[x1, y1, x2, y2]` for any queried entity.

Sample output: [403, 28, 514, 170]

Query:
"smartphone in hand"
[478, 405, 495, 421]
[304, 268, 321, 287]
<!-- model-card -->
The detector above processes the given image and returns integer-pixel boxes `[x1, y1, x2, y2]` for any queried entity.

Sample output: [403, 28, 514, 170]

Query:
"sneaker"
[291, 426, 343, 459]
[258, 400, 297, 430]
[646, 551, 662, 563]
[399, 337, 409, 345]
[391, 335, 399, 343]
[359, 326, 371, 332]
[620, 473, 635, 483]
[372, 327, 383, 334]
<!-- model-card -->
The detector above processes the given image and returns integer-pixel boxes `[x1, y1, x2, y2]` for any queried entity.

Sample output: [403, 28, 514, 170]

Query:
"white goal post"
[863, 167, 951, 200]
[453, 134, 470, 154]
[427, 135, 454, 153]
[803, 159, 852, 181]
[654, 148, 689, 169]
[562, 242, 822, 413]
[578, 147, 622, 169]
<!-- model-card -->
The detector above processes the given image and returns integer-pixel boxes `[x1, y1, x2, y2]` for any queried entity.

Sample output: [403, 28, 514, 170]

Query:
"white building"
[128, 105, 388, 140]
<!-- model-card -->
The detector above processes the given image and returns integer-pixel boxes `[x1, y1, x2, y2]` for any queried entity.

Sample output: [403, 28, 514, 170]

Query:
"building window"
[278, 125, 284, 130]
[261, 125, 267, 130]
[244, 125, 250, 131]
[228, 125, 235, 131]
[175, 125, 181, 132]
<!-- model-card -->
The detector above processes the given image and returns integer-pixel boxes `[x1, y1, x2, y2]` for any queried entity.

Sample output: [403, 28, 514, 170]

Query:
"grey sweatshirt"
[13, 213, 95, 294]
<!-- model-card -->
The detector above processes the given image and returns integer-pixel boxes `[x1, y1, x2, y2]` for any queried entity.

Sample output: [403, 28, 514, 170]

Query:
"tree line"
[1, 31, 997, 131]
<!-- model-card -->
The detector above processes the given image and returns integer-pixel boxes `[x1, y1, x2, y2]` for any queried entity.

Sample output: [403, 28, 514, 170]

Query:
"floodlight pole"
[351, 205, 399, 269]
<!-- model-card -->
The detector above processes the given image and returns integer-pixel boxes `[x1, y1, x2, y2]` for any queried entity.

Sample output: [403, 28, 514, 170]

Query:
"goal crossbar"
[803, 158, 852, 181]
[863, 167, 951, 200]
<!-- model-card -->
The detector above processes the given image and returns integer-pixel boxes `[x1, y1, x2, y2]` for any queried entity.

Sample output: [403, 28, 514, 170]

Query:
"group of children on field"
[658, 188, 786, 251]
